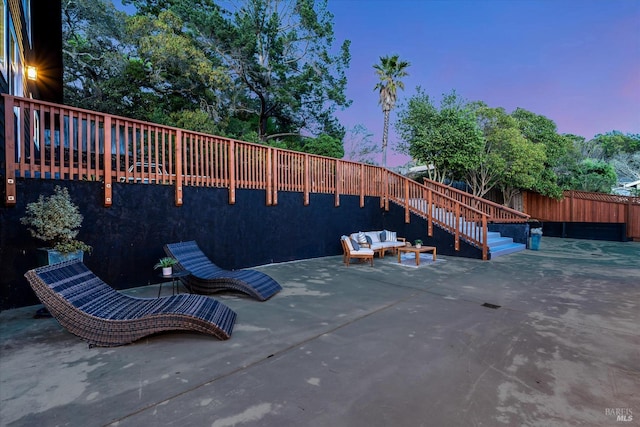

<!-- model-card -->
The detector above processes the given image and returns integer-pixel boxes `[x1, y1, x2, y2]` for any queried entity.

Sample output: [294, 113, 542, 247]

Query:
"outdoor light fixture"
[26, 65, 38, 81]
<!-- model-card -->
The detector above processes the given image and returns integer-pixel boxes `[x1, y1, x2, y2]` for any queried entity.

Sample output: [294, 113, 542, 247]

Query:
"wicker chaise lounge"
[24, 260, 237, 347]
[164, 241, 282, 301]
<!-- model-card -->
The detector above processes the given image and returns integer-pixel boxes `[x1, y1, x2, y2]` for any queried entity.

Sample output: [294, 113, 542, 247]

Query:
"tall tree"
[171, 0, 352, 145]
[396, 89, 483, 184]
[126, 10, 230, 128]
[511, 108, 571, 198]
[373, 54, 410, 167]
[62, 0, 131, 113]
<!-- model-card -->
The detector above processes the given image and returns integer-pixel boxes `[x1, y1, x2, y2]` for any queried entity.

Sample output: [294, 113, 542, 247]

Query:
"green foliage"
[298, 134, 344, 159]
[592, 131, 640, 159]
[175, 0, 352, 141]
[65, 0, 351, 145]
[511, 108, 567, 198]
[396, 89, 483, 183]
[154, 257, 178, 269]
[62, 0, 131, 113]
[169, 110, 219, 134]
[20, 187, 92, 254]
[564, 159, 618, 193]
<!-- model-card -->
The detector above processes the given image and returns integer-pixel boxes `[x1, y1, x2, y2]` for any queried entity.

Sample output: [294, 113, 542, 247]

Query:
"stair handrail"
[420, 179, 530, 222]
[385, 170, 491, 259]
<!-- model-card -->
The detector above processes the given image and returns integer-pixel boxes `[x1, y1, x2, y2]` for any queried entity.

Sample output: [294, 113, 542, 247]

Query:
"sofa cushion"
[384, 230, 397, 242]
[365, 231, 381, 243]
[342, 236, 354, 251]
[350, 238, 360, 250]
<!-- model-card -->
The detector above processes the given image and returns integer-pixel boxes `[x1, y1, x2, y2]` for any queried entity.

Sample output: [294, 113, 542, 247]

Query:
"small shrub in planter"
[21, 186, 92, 263]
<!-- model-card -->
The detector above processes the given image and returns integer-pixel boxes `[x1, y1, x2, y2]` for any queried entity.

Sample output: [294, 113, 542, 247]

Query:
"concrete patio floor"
[1, 237, 638, 426]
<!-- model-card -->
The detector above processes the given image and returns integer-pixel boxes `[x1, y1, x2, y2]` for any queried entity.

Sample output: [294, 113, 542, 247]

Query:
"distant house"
[612, 179, 640, 196]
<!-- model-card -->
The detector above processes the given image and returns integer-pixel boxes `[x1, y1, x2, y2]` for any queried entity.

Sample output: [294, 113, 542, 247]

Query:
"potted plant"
[20, 186, 92, 265]
[414, 239, 423, 248]
[155, 257, 178, 276]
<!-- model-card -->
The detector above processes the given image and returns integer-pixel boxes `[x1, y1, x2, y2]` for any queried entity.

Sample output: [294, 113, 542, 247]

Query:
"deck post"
[481, 215, 488, 260]
[266, 147, 273, 205]
[174, 129, 183, 206]
[454, 202, 460, 251]
[359, 163, 365, 208]
[103, 116, 113, 206]
[404, 178, 410, 223]
[3, 95, 16, 206]
[228, 139, 236, 204]
[334, 160, 341, 207]
[304, 153, 310, 206]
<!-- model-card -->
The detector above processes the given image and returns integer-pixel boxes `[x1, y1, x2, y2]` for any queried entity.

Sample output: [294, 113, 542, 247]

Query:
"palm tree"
[374, 55, 410, 167]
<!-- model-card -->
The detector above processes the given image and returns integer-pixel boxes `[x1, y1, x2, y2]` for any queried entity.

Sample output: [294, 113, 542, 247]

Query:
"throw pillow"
[350, 238, 360, 250]
[380, 231, 386, 242]
[365, 235, 373, 245]
[386, 230, 397, 241]
[357, 231, 367, 244]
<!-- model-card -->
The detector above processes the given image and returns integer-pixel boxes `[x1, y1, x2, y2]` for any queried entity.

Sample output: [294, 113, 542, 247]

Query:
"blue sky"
[329, 0, 640, 165]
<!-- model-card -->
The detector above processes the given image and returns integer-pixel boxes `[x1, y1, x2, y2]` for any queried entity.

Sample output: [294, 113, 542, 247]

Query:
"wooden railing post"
[304, 153, 310, 206]
[426, 187, 433, 237]
[334, 159, 341, 207]
[404, 177, 410, 223]
[3, 95, 17, 206]
[454, 202, 460, 251]
[174, 129, 183, 206]
[228, 139, 236, 204]
[359, 163, 365, 208]
[481, 214, 488, 260]
[266, 147, 273, 205]
[272, 148, 279, 205]
[103, 116, 113, 206]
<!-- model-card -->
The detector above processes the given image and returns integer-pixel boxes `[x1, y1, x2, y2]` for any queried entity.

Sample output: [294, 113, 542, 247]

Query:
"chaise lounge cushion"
[24, 260, 237, 346]
[164, 241, 282, 301]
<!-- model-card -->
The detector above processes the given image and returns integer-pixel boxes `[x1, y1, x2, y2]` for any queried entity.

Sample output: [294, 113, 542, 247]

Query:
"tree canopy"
[396, 89, 483, 184]
[63, 0, 351, 158]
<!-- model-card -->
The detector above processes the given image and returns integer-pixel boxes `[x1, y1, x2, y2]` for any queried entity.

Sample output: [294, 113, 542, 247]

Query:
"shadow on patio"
[1, 237, 638, 426]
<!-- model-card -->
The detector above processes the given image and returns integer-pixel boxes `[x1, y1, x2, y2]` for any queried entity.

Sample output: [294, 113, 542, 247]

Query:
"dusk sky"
[328, 0, 640, 166]
[116, 0, 640, 167]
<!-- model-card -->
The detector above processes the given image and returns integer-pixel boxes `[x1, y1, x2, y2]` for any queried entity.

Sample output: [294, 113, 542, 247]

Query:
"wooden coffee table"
[397, 245, 436, 266]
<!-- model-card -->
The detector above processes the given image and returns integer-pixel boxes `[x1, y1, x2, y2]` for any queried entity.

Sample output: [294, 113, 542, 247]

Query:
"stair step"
[489, 242, 526, 258]
[487, 236, 515, 248]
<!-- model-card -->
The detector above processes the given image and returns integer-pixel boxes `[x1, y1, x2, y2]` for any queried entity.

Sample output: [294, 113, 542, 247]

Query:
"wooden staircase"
[385, 171, 529, 260]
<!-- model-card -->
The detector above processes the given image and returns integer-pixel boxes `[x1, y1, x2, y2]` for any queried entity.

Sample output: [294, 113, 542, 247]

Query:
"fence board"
[524, 191, 640, 240]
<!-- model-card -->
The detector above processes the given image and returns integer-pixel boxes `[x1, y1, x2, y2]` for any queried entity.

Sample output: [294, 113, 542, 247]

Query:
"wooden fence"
[523, 190, 640, 240]
[3, 94, 530, 259]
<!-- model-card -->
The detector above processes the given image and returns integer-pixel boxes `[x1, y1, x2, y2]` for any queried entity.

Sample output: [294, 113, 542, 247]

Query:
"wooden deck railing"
[3, 94, 529, 259]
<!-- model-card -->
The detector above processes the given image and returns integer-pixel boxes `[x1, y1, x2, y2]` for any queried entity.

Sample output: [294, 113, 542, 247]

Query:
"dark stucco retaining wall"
[1, 179, 385, 310]
[1, 179, 490, 310]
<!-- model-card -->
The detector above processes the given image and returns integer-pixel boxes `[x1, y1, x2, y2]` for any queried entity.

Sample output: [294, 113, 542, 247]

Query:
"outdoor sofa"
[340, 235, 375, 266]
[348, 230, 406, 258]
